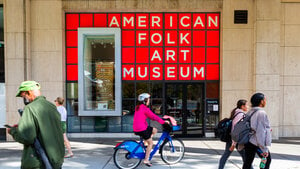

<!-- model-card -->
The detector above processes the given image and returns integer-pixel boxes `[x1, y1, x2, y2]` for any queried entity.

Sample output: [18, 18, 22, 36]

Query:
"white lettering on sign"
[138, 33, 147, 44]
[123, 67, 134, 78]
[151, 50, 162, 61]
[180, 66, 190, 78]
[180, 50, 189, 61]
[151, 33, 162, 44]
[208, 16, 218, 27]
[152, 16, 161, 27]
[109, 16, 120, 27]
[153, 67, 161, 78]
[138, 66, 147, 78]
[167, 67, 176, 78]
[180, 16, 190, 27]
[138, 16, 147, 27]
[193, 66, 204, 78]
[169, 16, 173, 28]
[166, 33, 175, 44]
[123, 16, 134, 27]
[193, 16, 204, 27]
[166, 50, 176, 61]
[180, 32, 190, 44]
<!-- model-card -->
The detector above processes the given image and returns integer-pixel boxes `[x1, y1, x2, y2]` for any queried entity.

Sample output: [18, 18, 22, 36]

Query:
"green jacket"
[9, 96, 64, 169]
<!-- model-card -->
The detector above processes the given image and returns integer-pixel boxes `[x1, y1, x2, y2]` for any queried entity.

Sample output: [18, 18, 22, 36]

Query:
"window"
[78, 28, 121, 116]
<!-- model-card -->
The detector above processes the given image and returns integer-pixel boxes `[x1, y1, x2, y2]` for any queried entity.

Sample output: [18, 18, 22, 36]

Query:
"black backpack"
[214, 112, 242, 142]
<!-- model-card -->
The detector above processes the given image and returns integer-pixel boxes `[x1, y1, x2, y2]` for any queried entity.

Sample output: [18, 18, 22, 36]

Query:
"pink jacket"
[133, 104, 165, 132]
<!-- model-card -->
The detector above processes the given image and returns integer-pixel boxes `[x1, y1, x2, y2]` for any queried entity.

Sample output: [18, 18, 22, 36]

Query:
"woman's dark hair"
[230, 99, 247, 119]
[135, 98, 149, 111]
[250, 93, 265, 107]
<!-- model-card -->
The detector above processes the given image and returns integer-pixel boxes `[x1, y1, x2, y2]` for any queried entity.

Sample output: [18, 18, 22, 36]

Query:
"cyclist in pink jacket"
[133, 93, 166, 167]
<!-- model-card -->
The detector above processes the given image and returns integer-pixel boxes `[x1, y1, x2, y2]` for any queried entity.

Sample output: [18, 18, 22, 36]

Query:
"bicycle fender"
[115, 140, 144, 153]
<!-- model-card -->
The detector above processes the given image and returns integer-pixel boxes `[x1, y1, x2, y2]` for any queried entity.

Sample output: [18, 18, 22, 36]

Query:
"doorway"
[165, 83, 204, 137]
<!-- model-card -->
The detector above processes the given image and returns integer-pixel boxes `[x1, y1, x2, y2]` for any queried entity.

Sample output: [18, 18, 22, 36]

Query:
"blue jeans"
[218, 141, 252, 169]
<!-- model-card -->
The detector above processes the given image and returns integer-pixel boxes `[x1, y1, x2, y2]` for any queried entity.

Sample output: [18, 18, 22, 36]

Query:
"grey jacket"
[248, 107, 272, 153]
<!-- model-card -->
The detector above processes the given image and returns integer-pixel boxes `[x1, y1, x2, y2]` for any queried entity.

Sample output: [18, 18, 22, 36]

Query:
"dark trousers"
[218, 141, 251, 169]
[243, 142, 271, 169]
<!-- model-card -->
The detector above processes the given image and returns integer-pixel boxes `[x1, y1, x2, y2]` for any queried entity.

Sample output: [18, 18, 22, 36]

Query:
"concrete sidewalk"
[0, 137, 299, 169]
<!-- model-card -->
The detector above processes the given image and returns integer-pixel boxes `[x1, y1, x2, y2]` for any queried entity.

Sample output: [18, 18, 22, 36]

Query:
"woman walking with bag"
[218, 99, 251, 169]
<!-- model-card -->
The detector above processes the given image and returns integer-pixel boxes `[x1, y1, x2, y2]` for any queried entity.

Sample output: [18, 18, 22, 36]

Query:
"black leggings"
[243, 142, 271, 169]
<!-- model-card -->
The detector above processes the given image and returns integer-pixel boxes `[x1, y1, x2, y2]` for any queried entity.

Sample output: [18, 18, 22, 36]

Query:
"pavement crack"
[102, 156, 113, 169]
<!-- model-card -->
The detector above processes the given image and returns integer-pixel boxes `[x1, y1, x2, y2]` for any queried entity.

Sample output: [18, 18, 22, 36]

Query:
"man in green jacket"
[8, 81, 64, 169]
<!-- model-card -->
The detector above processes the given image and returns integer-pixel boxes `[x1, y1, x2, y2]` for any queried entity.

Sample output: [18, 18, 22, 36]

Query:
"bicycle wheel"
[113, 148, 141, 169]
[161, 138, 185, 164]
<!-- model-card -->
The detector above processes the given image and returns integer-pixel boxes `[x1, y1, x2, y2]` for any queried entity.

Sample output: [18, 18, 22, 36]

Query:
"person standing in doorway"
[243, 93, 272, 169]
[8, 81, 64, 169]
[55, 97, 74, 158]
[218, 99, 252, 169]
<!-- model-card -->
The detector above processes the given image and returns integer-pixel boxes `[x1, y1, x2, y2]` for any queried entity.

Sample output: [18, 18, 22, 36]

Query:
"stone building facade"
[2, 0, 300, 140]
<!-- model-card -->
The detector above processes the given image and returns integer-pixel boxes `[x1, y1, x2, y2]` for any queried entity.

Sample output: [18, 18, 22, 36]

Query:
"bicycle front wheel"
[161, 138, 185, 164]
[113, 148, 141, 169]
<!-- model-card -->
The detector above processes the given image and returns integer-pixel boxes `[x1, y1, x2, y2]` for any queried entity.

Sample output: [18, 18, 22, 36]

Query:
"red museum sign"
[65, 12, 220, 81]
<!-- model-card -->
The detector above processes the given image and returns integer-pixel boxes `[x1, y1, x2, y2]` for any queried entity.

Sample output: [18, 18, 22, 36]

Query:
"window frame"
[78, 28, 121, 116]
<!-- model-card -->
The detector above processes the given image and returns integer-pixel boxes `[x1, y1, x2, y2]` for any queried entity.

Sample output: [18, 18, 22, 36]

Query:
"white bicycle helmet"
[138, 93, 151, 101]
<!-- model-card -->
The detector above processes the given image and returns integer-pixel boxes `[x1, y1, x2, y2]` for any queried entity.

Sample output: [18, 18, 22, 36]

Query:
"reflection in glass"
[151, 82, 163, 98]
[67, 83, 78, 99]
[66, 99, 78, 116]
[136, 82, 149, 97]
[108, 117, 121, 132]
[81, 117, 95, 132]
[83, 35, 115, 111]
[151, 99, 163, 115]
[94, 117, 107, 132]
[122, 100, 135, 115]
[68, 116, 80, 132]
[122, 82, 135, 98]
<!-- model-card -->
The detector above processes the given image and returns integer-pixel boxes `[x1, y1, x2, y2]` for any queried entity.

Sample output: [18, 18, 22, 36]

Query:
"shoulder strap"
[248, 109, 259, 128]
[249, 109, 259, 119]
[232, 111, 243, 120]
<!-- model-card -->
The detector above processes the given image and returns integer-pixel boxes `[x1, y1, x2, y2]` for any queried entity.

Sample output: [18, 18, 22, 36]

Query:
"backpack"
[214, 112, 242, 142]
[231, 110, 258, 144]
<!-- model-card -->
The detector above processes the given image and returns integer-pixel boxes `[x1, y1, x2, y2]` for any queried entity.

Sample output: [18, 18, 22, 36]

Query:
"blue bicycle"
[113, 125, 185, 169]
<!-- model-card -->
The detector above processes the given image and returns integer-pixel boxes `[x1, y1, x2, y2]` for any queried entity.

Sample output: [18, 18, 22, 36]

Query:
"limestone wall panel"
[256, 43, 280, 74]
[255, 75, 280, 91]
[222, 50, 252, 81]
[223, 29, 253, 51]
[5, 59, 26, 85]
[256, 21, 280, 43]
[284, 47, 300, 76]
[4, 0, 24, 33]
[31, 52, 63, 82]
[256, 0, 281, 20]
[31, 1, 63, 30]
[283, 86, 300, 126]
[39, 81, 64, 104]
[283, 3, 300, 25]
[221, 90, 252, 119]
[285, 25, 300, 46]
[31, 29, 63, 52]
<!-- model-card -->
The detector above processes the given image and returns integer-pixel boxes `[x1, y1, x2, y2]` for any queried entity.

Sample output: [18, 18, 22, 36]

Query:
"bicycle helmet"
[138, 93, 151, 102]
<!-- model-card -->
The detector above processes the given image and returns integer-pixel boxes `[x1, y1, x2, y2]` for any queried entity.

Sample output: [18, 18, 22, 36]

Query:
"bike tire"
[113, 148, 141, 169]
[160, 138, 185, 164]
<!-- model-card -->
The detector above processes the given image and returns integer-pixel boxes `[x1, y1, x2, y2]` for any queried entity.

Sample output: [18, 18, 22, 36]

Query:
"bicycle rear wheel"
[161, 138, 185, 164]
[113, 148, 141, 169]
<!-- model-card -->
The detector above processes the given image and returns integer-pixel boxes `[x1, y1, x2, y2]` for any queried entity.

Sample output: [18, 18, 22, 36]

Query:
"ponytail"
[230, 99, 247, 119]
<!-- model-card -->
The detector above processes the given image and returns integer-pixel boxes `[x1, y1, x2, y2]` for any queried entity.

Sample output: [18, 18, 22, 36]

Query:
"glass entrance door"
[165, 83, 204, 136]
